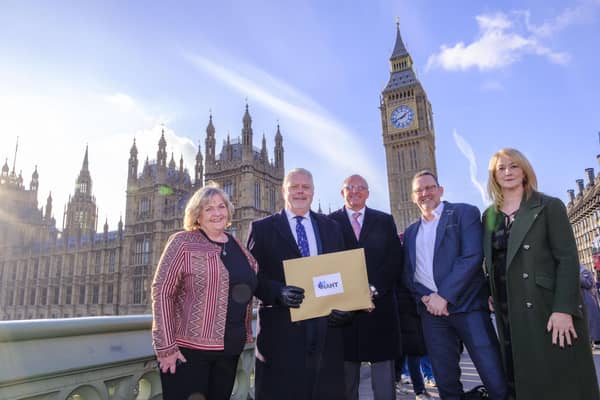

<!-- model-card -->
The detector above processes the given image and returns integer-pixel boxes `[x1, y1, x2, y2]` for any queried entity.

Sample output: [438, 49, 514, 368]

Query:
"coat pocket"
[535, 273, 555, 310]
[535, 274, 555, 290]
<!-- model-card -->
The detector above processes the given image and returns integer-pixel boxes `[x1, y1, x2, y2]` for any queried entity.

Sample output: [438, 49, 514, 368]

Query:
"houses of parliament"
[0, 24, 437, 320]
[0, 105, 285, 320]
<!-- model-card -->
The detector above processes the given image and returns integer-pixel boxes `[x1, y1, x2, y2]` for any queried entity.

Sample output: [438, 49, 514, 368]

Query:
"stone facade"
[0, 145, 123, 320]
[381, 23, 437, 232]
[0, 106, 284, 319]
[566, 155, 600, 274]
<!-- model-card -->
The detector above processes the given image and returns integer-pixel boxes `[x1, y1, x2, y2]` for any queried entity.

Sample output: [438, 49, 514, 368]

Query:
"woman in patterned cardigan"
[151, 185, 258, 399]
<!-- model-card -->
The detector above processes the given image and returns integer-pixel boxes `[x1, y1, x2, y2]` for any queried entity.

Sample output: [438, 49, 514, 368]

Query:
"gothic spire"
[75, 145, 92, 196]
[274, 123, 284, 170]
[242, 103, 253, 157]
[390, 18, 408, 59]
[205, 114, 216, 164]
[30, 165, 39, 191]
[243, 103, 252, 126]
[82, 145, 89, 172]
[11, 136, 19, 175]
[130, 137, 138, 157]
[44, 191, 53, 221]
[128, 138, 139, 184]
[261, 133, 268, 161]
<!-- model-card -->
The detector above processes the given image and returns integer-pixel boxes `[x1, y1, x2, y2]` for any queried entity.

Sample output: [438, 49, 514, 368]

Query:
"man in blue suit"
[403, 170, 507, 400]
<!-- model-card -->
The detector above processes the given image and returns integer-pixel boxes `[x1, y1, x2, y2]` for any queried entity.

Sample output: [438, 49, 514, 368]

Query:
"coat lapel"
[406, 222, 420, 273]
[482, 207, 496, 274]
[274, 210, 302, 256]
[337, 207, 359, 245]
[506, 192, 544, 269]
[359, 207, 373, 242]
[434, 202, 452, 256]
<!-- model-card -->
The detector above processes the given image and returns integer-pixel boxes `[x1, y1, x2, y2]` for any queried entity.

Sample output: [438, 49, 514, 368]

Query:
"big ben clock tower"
[381, 22, 437, 232]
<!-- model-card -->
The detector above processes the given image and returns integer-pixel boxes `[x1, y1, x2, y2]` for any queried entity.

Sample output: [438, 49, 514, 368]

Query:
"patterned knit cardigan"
[151, 230, 258, 358]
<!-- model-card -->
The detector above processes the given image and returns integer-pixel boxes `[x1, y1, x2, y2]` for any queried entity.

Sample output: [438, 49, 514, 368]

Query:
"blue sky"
[1, 0, 599, 231]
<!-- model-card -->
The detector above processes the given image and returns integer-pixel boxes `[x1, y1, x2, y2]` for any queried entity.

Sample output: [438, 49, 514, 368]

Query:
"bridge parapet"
[0, 315, 255, 400]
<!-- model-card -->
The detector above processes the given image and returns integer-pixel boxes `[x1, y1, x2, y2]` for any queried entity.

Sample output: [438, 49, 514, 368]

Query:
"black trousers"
[159, 347, 239, 400]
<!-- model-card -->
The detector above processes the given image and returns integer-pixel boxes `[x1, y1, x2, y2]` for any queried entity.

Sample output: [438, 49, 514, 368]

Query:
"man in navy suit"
[403, 170, 507, 400]
[248, 168, 350, 400]
[329, 174, 402, 400]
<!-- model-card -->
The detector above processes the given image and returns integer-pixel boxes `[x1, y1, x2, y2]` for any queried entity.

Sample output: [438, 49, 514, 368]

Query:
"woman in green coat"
[483, 148, 599, 400]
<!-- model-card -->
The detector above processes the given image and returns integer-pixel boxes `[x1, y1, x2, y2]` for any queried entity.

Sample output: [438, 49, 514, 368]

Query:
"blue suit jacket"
[403, 201, 489, 314]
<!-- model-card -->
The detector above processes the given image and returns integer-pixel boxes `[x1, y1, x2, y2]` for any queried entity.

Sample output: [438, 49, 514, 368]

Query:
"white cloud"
[425, 5, 589, 72]
[452, 129, 489, 208]
[183, 52, 386, 206]
[104, 93, 139, 113]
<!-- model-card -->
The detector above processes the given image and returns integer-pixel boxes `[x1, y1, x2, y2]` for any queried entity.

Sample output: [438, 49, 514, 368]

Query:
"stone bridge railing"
[0, 315, 255, 400]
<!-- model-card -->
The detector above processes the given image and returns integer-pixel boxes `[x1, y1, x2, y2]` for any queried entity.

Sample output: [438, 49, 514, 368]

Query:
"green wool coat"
[483, 191, 599, 400]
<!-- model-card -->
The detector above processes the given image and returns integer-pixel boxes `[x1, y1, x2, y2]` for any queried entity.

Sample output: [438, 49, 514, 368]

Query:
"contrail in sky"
[452, 129, 489, 207]
[183, 51, 386, 201]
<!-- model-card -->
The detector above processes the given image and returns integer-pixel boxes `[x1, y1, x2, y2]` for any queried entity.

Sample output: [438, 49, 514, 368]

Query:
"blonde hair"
[183, 184, 234, 231]
[487, 148, 538, 209]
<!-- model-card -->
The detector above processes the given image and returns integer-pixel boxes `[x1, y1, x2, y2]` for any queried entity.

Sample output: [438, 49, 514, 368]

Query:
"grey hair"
[283, 168, 314, 187]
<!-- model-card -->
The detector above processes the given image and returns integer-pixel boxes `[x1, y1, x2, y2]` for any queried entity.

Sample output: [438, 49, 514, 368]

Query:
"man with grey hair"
[248, 168, 351, 400]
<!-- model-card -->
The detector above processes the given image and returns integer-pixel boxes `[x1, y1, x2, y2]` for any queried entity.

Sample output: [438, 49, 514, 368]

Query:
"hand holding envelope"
[278, 286, 305, 308]
[283, 248, 372, 322]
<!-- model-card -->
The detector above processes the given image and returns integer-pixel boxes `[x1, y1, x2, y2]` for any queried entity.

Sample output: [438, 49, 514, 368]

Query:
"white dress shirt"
[414, 202, 445, 292]
[285, 209, 318, 256]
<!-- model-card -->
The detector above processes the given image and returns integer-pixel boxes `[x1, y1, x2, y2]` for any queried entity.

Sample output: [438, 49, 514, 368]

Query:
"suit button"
[522, 273, 529, 279]
[526, 302, 533, 308]
[578, 304, 584, 309]
[523, 244, 530, 250]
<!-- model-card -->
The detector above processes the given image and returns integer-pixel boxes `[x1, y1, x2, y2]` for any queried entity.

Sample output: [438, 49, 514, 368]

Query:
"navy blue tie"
[294, 216, 310, 257]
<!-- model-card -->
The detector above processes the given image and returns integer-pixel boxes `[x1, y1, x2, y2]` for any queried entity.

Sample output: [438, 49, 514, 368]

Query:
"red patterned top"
[151, 229, 258, 358]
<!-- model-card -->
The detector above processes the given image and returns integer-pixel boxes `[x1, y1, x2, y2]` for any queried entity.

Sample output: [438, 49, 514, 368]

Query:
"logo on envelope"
[313, 272, 344, 297]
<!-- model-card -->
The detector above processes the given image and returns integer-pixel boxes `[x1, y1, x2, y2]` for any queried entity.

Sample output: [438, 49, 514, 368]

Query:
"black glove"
[328, 309, 354, 327]
[278, 285, 305, 308]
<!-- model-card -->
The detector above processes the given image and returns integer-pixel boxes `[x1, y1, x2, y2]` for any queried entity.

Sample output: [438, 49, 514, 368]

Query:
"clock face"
[390, 105, 415, 129]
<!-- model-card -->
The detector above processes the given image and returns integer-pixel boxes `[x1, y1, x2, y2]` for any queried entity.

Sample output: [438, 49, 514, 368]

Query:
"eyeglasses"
[344, 184, 368, 192]
[412, 185, 438, 194]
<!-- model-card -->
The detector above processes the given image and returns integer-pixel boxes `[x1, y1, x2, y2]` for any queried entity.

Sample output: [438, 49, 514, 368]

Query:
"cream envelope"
[283, 248, 372, 322]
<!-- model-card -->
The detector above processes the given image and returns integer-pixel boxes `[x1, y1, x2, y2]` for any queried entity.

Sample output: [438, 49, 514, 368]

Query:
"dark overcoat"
[483, 192, 600, 400]
[248, 210, 346, 400]
[329, 206, 402, 362]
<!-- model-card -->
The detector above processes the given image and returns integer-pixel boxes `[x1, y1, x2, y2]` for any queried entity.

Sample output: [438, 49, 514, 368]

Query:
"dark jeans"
[396, 355, 426, 394]
[159, 347, 239, 400]
[421, 311, 508, 400]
